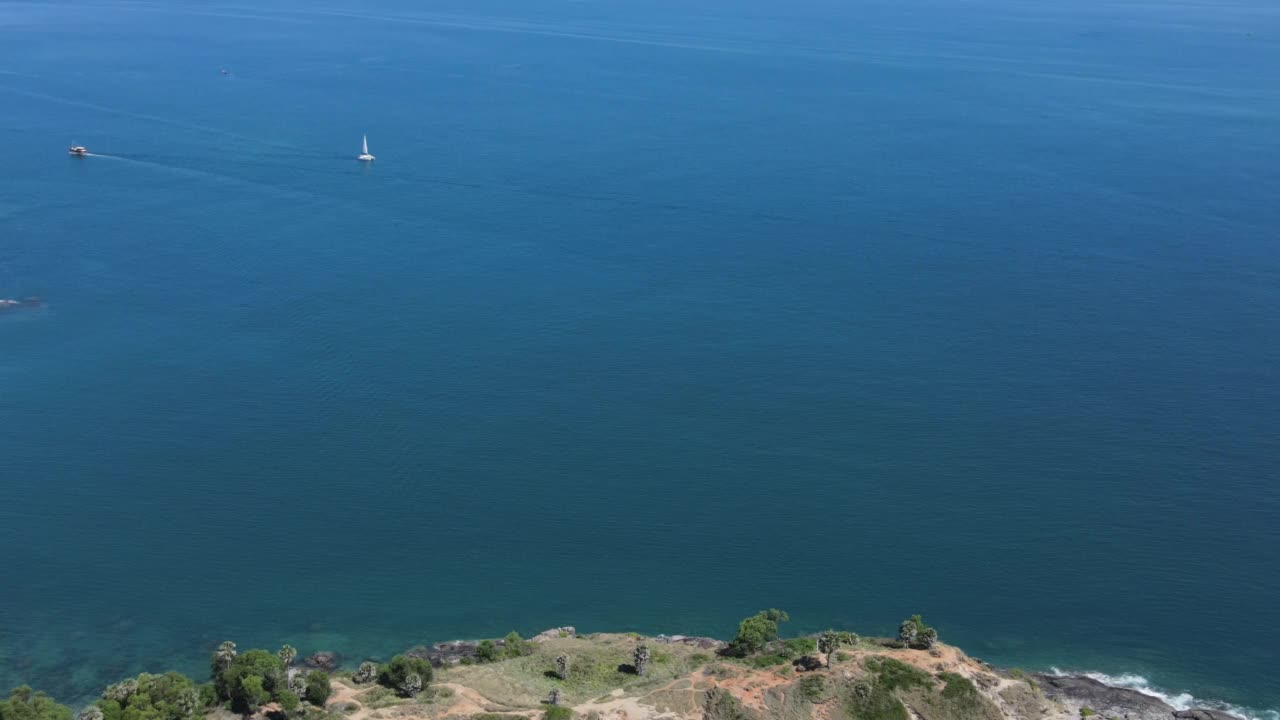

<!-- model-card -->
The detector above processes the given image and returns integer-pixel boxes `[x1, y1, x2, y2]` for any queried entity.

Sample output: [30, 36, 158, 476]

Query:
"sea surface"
[0, 0, 1277, 715]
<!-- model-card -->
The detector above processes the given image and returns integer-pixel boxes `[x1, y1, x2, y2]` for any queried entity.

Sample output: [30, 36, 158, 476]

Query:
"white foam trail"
[1049, 668, 1278, 720]
[77, 153, 312, 200]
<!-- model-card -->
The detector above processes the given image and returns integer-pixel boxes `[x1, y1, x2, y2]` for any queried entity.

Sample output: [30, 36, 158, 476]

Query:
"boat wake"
[1050, 669, 1278, 720]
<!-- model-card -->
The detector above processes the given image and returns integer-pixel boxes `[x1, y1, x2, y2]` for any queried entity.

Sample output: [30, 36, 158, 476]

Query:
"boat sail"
[358, 134, 375, 162]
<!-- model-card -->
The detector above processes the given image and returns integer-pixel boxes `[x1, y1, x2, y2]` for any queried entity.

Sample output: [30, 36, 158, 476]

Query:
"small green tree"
[351, 662, 378, 685]
[0, 687, 72, 720]
[554, 655, 569, 680]
[304, 672, 331, 707]
[729, 609, 790, 656]
[238, 677, 269, 713]
[216, 649, 285, 713]
[920, 627, 938, 649]
[277, 691, 300, 716]
[816, 631, 843, 668]
[897, 615, 937, 649]
[475, 640, 500, 664]
[503, 632, 530, 658]
[377, 656, 433, 698]
[278, 645, 297, 669]
[897, 617, 920, 648]
[633, 645, 651, 677]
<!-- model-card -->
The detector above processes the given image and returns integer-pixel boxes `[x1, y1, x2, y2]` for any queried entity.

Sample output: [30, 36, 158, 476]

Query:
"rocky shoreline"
[1031, 674, 1245, 720]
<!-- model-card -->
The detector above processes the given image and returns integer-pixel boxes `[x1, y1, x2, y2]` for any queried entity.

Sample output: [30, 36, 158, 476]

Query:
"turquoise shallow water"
[1, 0, 1278, 715]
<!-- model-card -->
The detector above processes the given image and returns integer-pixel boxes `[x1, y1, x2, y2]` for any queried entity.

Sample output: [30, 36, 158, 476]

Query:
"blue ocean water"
[1, 0, 1278, 714]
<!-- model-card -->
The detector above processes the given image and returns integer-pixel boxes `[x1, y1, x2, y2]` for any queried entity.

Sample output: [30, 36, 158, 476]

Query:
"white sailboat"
[358, 134, 375, 162]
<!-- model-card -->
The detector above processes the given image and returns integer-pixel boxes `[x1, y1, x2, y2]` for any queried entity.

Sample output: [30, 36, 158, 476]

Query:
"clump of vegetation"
[377, 656, 432, 698]
[817, 631, 858, 667]
[476, 641, 500, 664]
[782, 638, 816, 657]
[98, 672, 202, 720]
[864, 657, 932, 692]
[304, 672, 331, 707]
[0, 687, 72, 720]
[728, 609, 789, 656]
[1008, 669, 1038, 690]
[351, 662, 378, 685]
[938, 672, 981, 708]
[703, 689, 758, 720]
[213, 648, 289, 714]
[77, 708, 103, 720]
[502, 633, 530, 659]
[287, 673, 306, 699]
[1080, 708, 1097, 718]
[633, 645, 651, 677]
[897, 615, 938, 650]
[796, 675, 827, 703]
[543, 707, 572, 720]
[475, 633, 530, 664]
[843, 680, 908, 720]
[359, 687, 401, 710]
[746, 654, 791, 669]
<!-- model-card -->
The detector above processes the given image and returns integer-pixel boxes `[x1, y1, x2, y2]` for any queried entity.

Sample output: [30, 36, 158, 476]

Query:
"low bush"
[476, 641, 500, 664]
[304, 672, 332, 707]
[98, 672, 202, 720]
[797, 675, 826, 703]
[703, 689, 757, 720]
[544, 708, 573, 720]
[844, 681, 908, 720]
[864, 657, 932, 692]
[0, 687, 72, 720]
[377, 656, 433, 698]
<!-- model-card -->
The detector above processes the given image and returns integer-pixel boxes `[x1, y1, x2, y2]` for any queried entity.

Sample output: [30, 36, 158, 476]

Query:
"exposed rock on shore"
[531, 627, 576, 643]
[1035, 674, 1175, 720]
[1173, 710, 1246, 720]
[653, 634, 727, 651]
[1033, 675, 1245, 720]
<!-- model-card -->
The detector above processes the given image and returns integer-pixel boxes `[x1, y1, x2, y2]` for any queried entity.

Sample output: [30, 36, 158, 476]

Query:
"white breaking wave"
[1049, 668, 1278, 720]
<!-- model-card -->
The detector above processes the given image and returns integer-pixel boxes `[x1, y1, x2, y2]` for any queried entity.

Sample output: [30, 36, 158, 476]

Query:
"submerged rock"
[304, 651, 340, 671]
[406, 641, 480, 667]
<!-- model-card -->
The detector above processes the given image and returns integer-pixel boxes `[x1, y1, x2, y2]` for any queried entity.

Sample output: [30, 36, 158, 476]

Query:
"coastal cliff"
[305, 631, 1240, 720]
[1, 626, 1247, 720]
